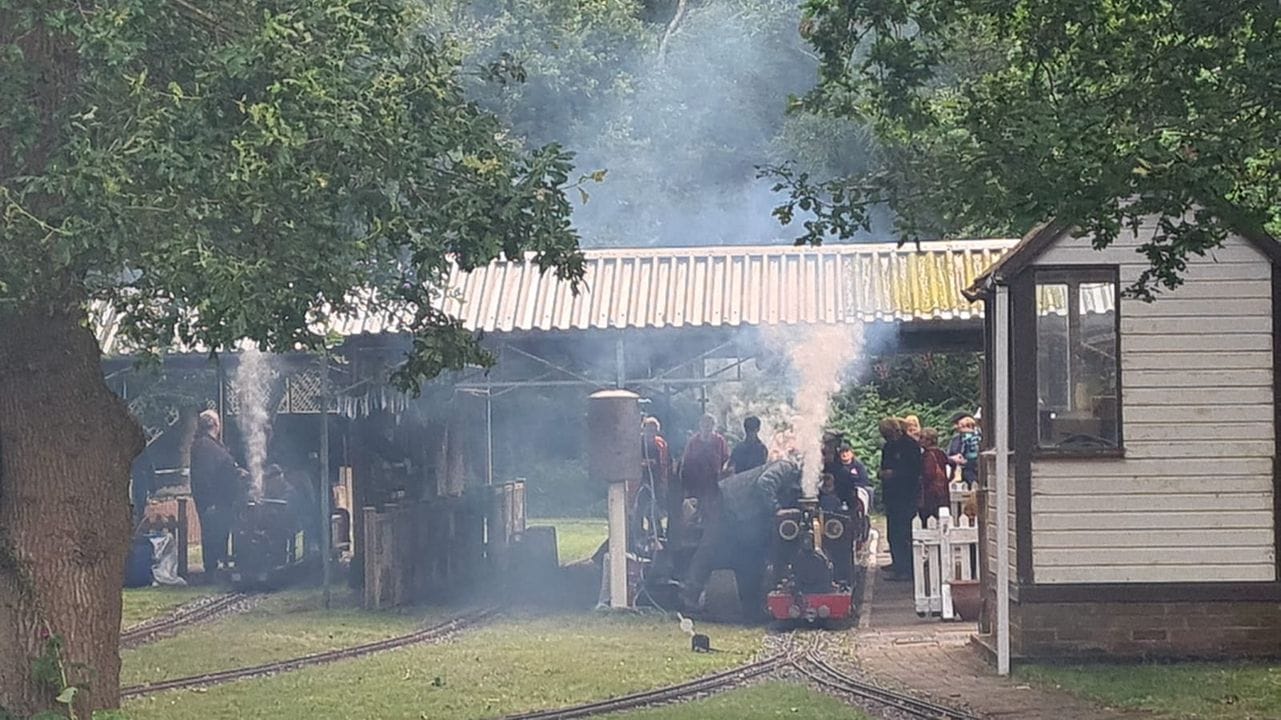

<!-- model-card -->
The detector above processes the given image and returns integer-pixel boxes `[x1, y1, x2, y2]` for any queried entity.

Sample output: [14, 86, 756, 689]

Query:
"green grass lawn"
[530, 517, 607, 565]
[123, 612, 762, 720]
[122, 589, 446, 686]
[121, 587, 218, 629]
[1018, 662, 1281, 720]
[615, 682, 870, 720]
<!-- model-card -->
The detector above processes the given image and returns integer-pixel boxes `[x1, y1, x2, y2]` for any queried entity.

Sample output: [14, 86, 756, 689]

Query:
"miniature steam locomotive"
[228, 498, 306, 590]
[765, 490, 869, 625]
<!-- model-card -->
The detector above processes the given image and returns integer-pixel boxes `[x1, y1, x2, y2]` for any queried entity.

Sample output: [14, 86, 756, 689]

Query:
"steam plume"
[234, 347, 274, 500]
[773, 323, 865, 497]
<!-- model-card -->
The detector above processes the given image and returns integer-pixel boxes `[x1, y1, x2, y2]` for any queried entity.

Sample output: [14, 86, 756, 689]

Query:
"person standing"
[918, 428, 951, 522]
[903, 414, 923, 442]
[728, 416, 768, 474]
[836, 444, 872, 513]
[878, 417, 921, 581]
[947, 412, 981, 487]
[189, 410, 247, 575]
[639, 416, 672, 543]
[679, 414, 729, 511]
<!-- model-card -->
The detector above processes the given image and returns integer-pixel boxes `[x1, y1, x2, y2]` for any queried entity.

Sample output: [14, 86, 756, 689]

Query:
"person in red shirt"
[639, 416, 672, 542]
[679, 414, 729, 512]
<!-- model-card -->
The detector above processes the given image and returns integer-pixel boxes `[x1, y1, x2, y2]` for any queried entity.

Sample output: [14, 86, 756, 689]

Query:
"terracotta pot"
[950, 580, 981, 621]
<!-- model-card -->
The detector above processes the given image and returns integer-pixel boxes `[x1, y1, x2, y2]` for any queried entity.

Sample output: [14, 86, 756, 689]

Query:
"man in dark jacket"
[679, 460, 803, 618]
[190, 410, 247, 573]
[878, 417, 922, 581]
[728, 416, 768, 474]
[833, 444, 873, 514]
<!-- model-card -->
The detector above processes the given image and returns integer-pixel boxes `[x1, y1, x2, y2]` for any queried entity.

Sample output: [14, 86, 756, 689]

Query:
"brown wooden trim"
[1010, 272, 1036, 585]
[1272, 263, 1281, 585]
[1017, 582, 1281, 604]
[965, 219, 1074, 300]
[966, 213, 1281, 301]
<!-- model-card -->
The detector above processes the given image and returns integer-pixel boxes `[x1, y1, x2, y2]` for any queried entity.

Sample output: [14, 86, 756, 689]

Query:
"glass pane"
[1036, 280, 1120, 450]
[1035, 283, 1070, 445]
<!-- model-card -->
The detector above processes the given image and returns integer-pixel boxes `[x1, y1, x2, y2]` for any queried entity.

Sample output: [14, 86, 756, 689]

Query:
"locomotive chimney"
[587, 389, 641, 608]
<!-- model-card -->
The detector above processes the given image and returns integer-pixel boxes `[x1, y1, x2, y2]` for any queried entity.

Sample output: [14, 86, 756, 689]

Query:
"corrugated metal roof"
[96, 239, 1018, 354]
[329, 239, 1016, 336]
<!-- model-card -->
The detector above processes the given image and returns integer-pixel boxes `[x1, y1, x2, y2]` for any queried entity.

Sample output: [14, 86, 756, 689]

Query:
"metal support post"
[320, 352, 332, 609]
[608, 482, 627, 608]
[615, 336, 625, 388]
[994, 284, 1011, 675]
[485, 386, 494, 487]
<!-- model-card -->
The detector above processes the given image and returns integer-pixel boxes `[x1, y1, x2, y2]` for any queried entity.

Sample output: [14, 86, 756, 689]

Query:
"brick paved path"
[835, 543, 1153, 720]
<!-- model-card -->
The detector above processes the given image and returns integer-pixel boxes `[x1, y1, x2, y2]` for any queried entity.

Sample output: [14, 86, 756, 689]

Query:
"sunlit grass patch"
[530, 516, 607, 564]
[1018, 662, 1281, 720]
[123, 612, 762, 720]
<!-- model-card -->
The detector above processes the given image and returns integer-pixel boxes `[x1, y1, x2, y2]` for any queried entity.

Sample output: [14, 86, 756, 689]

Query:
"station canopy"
[93, 239, 1017, 356]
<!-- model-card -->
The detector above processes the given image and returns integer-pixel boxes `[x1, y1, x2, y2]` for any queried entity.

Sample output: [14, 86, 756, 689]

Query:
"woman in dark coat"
[878, 417, 921, 581]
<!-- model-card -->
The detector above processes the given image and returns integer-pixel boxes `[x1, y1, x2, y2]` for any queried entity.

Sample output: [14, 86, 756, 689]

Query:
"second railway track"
[121, 606, 499, 698]
[120, 592, 251, 649]
[793, 650, 982, 720]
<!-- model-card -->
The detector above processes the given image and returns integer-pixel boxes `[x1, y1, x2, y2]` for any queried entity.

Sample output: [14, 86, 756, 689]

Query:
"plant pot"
[950, 580, 981, 621]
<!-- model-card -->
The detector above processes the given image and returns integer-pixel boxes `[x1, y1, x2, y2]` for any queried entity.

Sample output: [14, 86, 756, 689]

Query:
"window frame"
[1029, 265, 1124, 459]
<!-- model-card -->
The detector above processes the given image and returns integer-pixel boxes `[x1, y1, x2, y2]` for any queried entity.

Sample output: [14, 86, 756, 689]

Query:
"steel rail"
[495, 631, 817, 720]
[795, 652, 982, 720]
[119, 592, 249, 648]
[121, 607, 499, 698]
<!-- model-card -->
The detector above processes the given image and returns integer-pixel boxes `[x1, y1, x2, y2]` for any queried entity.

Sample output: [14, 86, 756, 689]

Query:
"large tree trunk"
[0, 304, 144, 716]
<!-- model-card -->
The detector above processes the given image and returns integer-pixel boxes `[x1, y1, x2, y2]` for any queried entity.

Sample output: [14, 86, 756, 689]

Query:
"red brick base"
[1011, 600, 1281, 659]
[142, 497, 202, 542]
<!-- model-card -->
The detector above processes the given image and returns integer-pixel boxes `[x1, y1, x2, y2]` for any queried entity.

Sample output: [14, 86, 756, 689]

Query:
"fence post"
[939, 508, 955, 620]
[176, 497, 189, 579]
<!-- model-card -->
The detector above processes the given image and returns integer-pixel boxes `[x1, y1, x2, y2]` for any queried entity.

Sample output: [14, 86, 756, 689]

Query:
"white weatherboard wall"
[1031, 227, 1276, 584]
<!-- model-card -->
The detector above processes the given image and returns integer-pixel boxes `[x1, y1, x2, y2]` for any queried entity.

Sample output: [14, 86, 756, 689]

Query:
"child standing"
[947, 413, 981, 487]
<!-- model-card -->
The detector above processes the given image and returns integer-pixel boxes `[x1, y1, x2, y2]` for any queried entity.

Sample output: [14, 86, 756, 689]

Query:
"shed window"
[1034, 269, 1121, 452]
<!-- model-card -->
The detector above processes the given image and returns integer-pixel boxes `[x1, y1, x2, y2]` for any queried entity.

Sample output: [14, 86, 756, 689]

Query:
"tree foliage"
[782, 0, 1281, 295]
[1, 0, 587, 379]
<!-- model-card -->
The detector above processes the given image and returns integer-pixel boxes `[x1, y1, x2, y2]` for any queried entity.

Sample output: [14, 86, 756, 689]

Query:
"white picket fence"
[912, 507, 979, 620]
[949, 480, 972, 520]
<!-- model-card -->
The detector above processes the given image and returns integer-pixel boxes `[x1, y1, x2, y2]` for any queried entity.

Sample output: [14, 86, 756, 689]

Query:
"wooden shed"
[967, 218, 1281, 662]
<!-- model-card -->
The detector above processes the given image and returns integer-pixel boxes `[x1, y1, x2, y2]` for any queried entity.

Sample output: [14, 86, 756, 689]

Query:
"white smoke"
[771, 323, 865, 498]
[234, 347, 274, 501]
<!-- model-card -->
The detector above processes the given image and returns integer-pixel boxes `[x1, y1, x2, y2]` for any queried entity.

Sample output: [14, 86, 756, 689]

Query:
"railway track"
[497, 657, 786, 720]
[793, 650, 982, 720]
[121, 606, 499, 698]
[496, 631, 817, 720]
[120, 592, 251, 649]
[497, 628, 979, 720]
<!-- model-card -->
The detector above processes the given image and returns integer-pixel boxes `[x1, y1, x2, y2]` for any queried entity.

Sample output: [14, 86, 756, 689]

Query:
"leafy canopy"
[0, 0, 587, 382]
[782, 0, 1281, 295]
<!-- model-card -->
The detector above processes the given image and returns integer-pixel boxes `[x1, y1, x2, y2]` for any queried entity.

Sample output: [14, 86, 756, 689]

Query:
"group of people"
[187, 409, 320, 577]
[636, 413, 771, 549]
[878, 411, 981, 582]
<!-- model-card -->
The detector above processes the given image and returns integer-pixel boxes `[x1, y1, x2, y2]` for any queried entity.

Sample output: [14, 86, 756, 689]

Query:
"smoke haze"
[442, 0, 881, 247]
